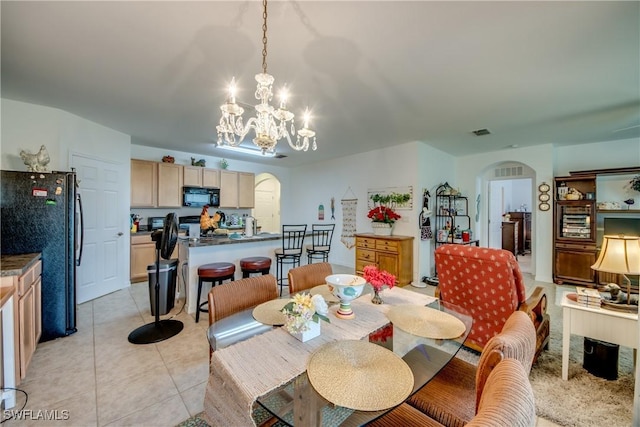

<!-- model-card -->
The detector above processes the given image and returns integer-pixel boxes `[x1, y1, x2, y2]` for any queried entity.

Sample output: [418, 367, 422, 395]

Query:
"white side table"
[561, 292, 638, 380]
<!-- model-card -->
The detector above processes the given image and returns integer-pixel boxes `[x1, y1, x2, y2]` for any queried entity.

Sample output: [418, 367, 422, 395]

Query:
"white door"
[254, 176, 280, 233]
[72, 154, 128, 303]
[488, 181, 505, 248]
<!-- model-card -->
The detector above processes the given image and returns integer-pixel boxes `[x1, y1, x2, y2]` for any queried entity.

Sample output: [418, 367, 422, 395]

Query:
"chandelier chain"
[262, 0, 268, 74]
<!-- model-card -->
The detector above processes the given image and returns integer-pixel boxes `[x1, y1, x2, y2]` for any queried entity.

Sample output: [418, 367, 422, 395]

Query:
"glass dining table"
[204, 288, 472, 427]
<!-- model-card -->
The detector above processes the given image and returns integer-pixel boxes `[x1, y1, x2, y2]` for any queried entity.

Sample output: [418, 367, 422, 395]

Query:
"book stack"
[575, 287, 602, 308]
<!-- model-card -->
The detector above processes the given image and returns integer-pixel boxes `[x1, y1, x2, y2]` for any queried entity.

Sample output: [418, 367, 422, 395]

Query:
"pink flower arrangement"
[363, 265, 396, 292]
[367, 206, 401, 224]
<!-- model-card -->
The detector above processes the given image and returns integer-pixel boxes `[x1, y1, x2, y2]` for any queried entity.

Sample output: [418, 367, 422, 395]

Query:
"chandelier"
[216, 0, 317, 155]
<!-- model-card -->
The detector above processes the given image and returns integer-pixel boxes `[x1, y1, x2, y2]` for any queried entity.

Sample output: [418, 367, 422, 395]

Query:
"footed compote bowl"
[325, 274, 367, 319]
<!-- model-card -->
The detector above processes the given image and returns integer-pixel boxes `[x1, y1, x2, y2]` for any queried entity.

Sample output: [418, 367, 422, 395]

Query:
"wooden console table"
[354, 234, 413, 286]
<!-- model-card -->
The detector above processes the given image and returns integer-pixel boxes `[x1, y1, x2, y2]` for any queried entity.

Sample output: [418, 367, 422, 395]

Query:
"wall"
[554, 138, 640, 176]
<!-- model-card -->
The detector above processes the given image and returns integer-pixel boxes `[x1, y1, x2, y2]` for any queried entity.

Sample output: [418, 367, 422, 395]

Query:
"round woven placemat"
[307, 340, 413, 411]
[387, 305, 466, 339]
[252, 299, 288, 326]
[309, 284, 340, 303]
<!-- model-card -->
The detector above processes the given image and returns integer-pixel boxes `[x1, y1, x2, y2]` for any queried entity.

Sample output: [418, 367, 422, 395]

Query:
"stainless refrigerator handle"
[77, 193, 84, 266]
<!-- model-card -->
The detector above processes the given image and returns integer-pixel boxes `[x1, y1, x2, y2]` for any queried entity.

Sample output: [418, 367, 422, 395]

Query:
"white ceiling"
[2, 1, 639, 167]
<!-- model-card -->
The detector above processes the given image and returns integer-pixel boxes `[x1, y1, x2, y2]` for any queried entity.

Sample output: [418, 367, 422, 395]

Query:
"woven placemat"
[309, 284, 340, 303]
[307, 340, 413, 411]
[252, 299, 288, 326]
[387, 305, 466, 339]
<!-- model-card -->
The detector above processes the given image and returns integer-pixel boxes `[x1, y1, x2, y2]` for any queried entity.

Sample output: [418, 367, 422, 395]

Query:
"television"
[603, 218, 640, 237]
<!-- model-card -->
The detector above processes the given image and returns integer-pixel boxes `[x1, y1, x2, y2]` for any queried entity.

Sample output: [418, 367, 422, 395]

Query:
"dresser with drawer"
[354, 233, 414, 286]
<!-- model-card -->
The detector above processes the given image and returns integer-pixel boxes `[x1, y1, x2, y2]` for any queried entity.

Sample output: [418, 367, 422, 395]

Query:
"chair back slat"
[281, 224, 307, 254]
[311, 223, 335, 250]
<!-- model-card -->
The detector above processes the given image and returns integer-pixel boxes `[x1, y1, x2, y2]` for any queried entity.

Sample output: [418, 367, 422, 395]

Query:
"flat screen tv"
[603, 218, 640, 237]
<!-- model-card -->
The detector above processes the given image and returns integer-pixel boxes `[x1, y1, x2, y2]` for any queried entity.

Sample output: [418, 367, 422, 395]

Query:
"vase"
[290, 319, 321, 342]
[371, 289, 383, 304]
[371, 222, 393, 236]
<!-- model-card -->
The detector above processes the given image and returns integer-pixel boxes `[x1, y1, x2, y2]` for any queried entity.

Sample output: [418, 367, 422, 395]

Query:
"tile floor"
[5, 265, 559, 427]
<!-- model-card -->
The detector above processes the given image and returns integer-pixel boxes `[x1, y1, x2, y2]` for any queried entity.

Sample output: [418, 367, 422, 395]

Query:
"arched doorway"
[253, 173, 281, 233]
[482, 161, 535, 274]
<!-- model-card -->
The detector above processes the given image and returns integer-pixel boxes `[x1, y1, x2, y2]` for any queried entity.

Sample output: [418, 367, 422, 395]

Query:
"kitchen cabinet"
[157, 163, 183, 207]
[553, 174, 597, 287]
[354, 234, 414, 286]
[220, 170, 255, 208]
[131, 159, 158, 207]
[130, 233, 177, 283]
[0, 259, 42, 383]
[183, 166, 220, 188]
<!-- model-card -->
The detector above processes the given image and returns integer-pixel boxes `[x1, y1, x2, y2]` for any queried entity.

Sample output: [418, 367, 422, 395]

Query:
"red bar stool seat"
[239, 256, 272, 278]
[196, 262, 235, 322]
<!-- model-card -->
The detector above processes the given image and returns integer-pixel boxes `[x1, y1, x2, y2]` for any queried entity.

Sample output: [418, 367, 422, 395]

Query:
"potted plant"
[367, 192, 410, 235]
[363, 265, 396, 304]
[629, 175, 640, 192]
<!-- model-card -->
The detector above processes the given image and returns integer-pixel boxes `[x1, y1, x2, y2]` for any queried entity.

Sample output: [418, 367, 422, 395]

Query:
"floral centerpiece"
[281, 293, 330, 342]
[363, 265, 396, 304]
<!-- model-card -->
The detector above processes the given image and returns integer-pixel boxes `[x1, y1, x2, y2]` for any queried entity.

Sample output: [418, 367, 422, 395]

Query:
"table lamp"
[591, 235, 640, 313]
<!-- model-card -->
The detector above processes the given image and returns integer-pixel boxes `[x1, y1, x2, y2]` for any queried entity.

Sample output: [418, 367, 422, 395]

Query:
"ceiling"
[2, 1, 639, 168]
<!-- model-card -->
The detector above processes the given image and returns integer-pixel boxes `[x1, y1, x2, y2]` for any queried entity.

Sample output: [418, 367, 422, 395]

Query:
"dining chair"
[305, 223, 335, 263]
[434, 244, 550, 360]
[406, 310, 536, 427]
[207, 274, 278, 358]
[288, 262, 333, 294]
[369, 359, 535, 427]
[274, 224, 307, 296]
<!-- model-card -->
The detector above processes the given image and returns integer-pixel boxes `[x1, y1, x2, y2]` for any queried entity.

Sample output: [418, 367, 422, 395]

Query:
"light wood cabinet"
[157, 163, 183, 207]
[1, 260, 42, 383]
[354, 234, 414, 286]
[203, 168, 220, 188]
[130, 234, 177, 282]
[183, 166, 203, 187]
[238, 172, 255, 208]
[131, 159, 158, 207]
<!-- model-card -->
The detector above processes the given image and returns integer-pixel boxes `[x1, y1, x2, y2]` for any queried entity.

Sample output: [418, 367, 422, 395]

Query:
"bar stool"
[306, 223, 335, 263]
[239, 256, 272, 278]
[196, 262, 235, 323]
[275, 224, 307, 296]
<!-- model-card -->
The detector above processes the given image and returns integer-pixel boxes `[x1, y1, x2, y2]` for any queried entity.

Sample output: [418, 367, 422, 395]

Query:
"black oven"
[182, 186, 220, 207]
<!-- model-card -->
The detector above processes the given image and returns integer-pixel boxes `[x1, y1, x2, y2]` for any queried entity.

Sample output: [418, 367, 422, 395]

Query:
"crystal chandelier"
[216, 0, 317, 155]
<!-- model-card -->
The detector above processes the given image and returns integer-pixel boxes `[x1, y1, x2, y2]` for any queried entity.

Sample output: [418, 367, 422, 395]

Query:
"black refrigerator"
[1, 170, 79, 341]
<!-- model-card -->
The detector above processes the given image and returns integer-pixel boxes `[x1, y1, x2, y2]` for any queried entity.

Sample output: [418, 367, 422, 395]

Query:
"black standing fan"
[128, 213, 184, 344]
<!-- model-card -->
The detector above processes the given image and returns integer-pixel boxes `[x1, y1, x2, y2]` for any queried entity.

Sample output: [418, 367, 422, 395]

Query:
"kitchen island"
[178, 233, 282, 315]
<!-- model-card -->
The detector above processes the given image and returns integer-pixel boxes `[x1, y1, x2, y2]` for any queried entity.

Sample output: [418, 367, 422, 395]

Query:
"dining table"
[203, 285, 472, 427]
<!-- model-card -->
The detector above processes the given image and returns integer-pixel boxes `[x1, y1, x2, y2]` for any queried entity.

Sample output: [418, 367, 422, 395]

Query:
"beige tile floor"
[5, 264, 559, 427]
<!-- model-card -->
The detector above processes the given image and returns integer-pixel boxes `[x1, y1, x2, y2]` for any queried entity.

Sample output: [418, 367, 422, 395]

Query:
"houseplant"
[363, 265, 396, 304]
[281, 293, 330, 342]
[367, 192, 410, 235]
[629, 175, 640, 192]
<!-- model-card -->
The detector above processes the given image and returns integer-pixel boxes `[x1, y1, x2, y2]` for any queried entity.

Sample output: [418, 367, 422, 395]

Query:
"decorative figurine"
[20, 145, 50, 172]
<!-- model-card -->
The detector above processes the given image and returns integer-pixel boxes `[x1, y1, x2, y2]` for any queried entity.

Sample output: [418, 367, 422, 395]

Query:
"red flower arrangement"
[367, 206, 401, 224]
[363, 265, 396, 292]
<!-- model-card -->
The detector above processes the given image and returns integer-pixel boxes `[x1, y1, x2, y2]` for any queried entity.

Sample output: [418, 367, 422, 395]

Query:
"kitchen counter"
[180, 233, 281, 247]
[0, 253, 42, 277]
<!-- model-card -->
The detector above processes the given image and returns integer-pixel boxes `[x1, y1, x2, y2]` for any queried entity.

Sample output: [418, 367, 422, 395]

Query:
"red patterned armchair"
[435, 244, 550, 360]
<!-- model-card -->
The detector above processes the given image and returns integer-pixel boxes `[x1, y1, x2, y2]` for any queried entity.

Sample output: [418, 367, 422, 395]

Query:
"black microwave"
[183, 186, 220, 207]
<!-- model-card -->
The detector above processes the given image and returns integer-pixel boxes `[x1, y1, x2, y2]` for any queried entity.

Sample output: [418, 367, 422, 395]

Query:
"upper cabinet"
[220, 170, 255, 208]
[157, 163, 183, 207]
[131, 159, 158, 207]
[183, 166, 220, 188]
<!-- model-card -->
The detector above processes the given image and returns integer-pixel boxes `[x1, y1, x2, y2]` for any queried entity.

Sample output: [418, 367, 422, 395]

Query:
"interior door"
[72, 154, 128, 303]
[254, 176, 280, 233]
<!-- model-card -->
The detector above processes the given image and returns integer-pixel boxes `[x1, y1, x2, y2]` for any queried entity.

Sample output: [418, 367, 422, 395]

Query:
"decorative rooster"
[200, 205, 222, 232]
[20, 145, 50, 172]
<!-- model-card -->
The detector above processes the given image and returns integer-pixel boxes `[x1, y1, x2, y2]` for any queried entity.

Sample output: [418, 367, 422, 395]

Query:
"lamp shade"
[591, 235, 640, 275]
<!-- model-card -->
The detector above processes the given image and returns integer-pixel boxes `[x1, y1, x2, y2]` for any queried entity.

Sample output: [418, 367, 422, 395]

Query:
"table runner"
[203, 286, 435, 426]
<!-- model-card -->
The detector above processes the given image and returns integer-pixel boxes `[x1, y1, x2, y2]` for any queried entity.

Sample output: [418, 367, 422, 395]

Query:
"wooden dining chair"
[207, 274, 278, 358]
[288, 262, 333, 294]
[405, 310, 537, 427]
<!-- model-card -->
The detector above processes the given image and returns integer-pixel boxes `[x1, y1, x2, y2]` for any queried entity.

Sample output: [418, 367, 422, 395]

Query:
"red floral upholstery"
[435, 244, 550, 359]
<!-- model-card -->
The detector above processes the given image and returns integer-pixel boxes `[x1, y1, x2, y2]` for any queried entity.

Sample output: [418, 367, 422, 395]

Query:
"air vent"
[472, 128, 491, 136]
[274, 154, 287, 159]
[494, 166, 524, 178]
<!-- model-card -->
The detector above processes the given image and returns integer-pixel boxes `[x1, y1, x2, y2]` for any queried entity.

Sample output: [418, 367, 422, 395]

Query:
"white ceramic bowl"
[325, 274, 366, 304]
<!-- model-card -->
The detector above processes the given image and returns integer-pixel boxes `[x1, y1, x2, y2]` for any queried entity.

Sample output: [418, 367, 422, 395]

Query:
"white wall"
[554, 138, 640, 176]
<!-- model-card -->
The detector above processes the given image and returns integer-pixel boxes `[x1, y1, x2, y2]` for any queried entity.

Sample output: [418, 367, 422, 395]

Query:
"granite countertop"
[180, 233, 282, 248]
[1, 252, 42, 277]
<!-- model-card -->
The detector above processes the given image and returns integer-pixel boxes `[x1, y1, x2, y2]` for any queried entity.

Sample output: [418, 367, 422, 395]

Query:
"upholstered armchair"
[434, 244, 550, 360]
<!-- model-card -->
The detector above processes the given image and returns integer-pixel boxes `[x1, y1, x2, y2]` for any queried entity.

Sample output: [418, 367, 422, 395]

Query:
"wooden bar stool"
[196, 262, 235, 323]
[239, 256, 272, 278]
